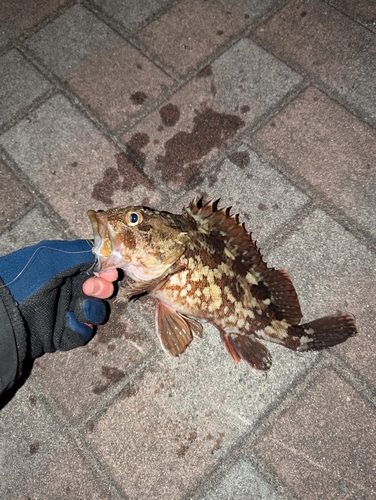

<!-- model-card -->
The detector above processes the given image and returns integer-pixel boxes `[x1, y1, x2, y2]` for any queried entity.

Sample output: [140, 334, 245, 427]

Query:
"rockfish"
[87, 198, 356, 370]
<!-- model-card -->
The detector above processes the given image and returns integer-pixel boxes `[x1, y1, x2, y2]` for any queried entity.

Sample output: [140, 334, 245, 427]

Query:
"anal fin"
[220, 331, 272, 371]
[156, 302, 202, 356]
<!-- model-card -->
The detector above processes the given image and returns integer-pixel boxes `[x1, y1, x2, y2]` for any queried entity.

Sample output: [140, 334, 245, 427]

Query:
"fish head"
[87, 206, 189, 281]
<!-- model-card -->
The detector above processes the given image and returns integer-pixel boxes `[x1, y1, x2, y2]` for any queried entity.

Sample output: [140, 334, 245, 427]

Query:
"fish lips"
[87, 209, 124, 271]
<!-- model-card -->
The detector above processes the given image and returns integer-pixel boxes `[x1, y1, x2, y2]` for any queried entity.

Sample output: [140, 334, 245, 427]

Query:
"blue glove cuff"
[0, 240, 94, 303]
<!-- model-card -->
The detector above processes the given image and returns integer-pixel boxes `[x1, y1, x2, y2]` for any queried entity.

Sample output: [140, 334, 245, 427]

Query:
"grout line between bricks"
[0, 146, 81, 239]
[325, 0, 376, 34]
[27, 375, 127, 499]
[325, 350, 376, 407]
[249, 33, 376, 130]
[82, 0, 182, 37]
[0, 0, 76, 58]
[248, 137, 376, 254]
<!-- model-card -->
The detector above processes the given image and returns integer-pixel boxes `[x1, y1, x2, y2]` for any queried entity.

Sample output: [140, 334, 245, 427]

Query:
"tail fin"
[295, 312, 357, 352]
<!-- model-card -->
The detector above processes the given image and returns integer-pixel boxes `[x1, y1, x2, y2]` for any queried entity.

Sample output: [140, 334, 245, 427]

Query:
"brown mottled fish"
[87, 198, 357, 370]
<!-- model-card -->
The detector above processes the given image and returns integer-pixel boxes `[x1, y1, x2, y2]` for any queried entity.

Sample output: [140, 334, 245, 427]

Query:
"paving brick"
[25, 4, 174, 132]
[122, 38, 302, 191]
[265, 210, 376, 388]
[86, 322, 318, 499]
[33, 298, 158, 420]
[0, 94, 162, 237]
[0, 49, 53, 129]
[255, 367, 376, 500]
[253, 0, 376, 124]
[0, 0, 69, 50]
[0, 377, 109, 499]
[0, 160, 35, 233]
[202, 459, 282, 500]
[252, 87, 376, 238]
[1, 2, 375, 498]
[329, 0, 376, 33]
[90, 0, 176, 34]
[176, 145, 309, 245]
[134, 0, 251, 77]
[0, 207, 64, 256]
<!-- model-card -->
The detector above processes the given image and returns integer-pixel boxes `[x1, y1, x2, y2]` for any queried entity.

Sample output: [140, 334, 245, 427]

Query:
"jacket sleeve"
[0, 278, 27, 396]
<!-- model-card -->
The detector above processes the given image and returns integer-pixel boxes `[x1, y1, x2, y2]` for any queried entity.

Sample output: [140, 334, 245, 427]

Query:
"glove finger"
[66, 311, 94, 343]
[81, 298, 108, 324]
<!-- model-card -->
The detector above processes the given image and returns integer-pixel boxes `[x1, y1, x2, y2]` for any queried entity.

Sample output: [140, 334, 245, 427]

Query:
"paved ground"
[0, 0, 375, 498]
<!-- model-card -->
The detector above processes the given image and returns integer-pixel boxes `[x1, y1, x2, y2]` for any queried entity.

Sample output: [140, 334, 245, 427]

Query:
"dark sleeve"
[0, 278, 27, 396]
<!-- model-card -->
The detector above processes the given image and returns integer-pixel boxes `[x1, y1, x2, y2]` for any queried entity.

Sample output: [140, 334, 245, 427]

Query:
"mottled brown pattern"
[88, 198, 357, 370]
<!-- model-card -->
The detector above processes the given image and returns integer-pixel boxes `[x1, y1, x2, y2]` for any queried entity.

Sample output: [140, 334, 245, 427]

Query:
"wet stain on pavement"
[159, 103, 180, 127]
[130, 91, 147, 105]
[176, 430, 198, 458]
[258, 202, 280, 211]
[126, 132, 150, 168]
[92, 142, 152, 205]
[93, 302, 145, 346]
[92, 167, 119, 205]
[121, 385, 139, 399]
[29, 395, 37, 407]
[196, 65, 213, 78]
[155, 107, 245, 182]
[210, 432, 225, 454]
[227, 150, 250, 168]
[93, 365, 126, 394]
[29, 441, 40, 455]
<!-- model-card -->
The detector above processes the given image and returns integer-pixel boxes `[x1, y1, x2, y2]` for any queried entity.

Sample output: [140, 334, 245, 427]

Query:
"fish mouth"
[87, 209, 124, 271]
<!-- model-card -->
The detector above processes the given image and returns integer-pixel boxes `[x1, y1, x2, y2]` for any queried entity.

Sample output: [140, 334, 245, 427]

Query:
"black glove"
[0, 240, 108, 395]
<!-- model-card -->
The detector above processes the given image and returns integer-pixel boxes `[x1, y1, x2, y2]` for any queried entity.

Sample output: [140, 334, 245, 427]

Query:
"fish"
[87, 198, 357, 371]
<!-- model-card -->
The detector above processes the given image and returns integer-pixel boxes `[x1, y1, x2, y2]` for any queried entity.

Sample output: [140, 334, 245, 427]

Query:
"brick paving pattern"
[0, 1, 375, 499]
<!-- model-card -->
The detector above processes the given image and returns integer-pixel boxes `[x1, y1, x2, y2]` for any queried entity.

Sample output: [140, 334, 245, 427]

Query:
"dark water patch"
[155, 107, 245, 182]
[130, 91, 147, 105]
[102, 365, 125, 383]
[116, 152, 153, 191]
[29, 441, 40, 455]
[159, 103, 180, 127]
[92, 167, 119, 205]
[197, 65, 213, 78]
[93, 365, 125, 394]
[92, 136, 152, 205]
[227, 151, 250, 168]
[126, 132, 150, 168]
[210, 432, 224, 454]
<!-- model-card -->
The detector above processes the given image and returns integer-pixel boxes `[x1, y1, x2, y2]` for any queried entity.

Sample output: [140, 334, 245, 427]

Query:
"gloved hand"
[0, 240, 117, 396]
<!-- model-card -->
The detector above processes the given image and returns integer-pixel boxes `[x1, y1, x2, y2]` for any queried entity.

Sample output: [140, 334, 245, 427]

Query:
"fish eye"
[125, 210, 143, 226]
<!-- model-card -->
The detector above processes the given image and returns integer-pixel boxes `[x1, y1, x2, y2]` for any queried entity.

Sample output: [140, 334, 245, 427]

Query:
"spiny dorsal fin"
[186, 197, 266, 272]
[186, 197, 302, 325]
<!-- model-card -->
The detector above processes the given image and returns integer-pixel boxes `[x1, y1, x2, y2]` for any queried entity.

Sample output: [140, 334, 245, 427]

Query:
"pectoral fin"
[220, 331, 272, 371]
[118, 263, 184, 301]
[156, 302, 202, 356]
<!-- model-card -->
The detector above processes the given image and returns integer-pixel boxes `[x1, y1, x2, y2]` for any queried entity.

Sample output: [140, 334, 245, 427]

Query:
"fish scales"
[87, 198, 357, 371]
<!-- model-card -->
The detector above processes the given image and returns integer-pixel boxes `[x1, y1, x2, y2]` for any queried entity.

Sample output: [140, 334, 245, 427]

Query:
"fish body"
[87, 198, 357, 370]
